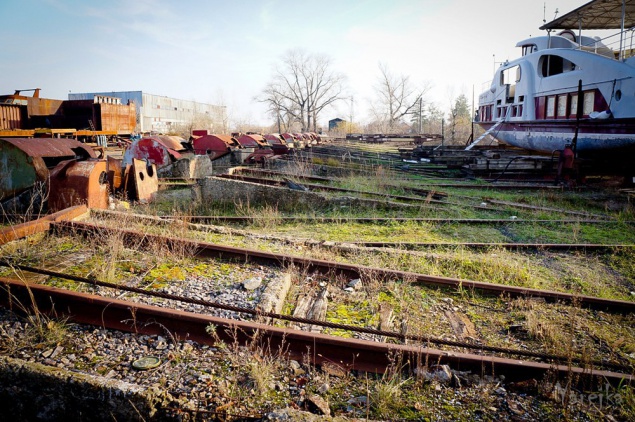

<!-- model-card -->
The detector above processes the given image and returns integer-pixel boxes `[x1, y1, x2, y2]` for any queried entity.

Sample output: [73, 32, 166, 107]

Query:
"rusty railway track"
[1, 259, 631, 372]
[0, 277, 630, 387]
[52, 220, 635, 313]
[230, 168, 450, 199]
[216, 173, 591, 215]
[234, 167, 566, 191]
[87, 209, 633, 255]
[10, 260, 635, 373]
[217, 172, 609, 219]
[342, 241, 635, 252]
[162, 215, 625, 225]
[88, 209, 633, 255]
[218, 173, 450, 206]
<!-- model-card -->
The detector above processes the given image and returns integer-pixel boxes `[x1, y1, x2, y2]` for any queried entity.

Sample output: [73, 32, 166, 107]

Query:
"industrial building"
[68, 91, 227, 134]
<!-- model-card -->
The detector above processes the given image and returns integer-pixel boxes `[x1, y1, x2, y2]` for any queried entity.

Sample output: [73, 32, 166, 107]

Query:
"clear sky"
[0, 0, 609, 128]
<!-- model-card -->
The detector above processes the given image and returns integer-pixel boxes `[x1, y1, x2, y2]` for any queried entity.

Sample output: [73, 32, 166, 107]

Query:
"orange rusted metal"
[0, 204, 87, 245]
[93, 102, 136, 134]
[1, 137, 96, 200]
[0, 129, 35, 137]
[0, 104, 22, 131]
[154, 135, 187, 151]
[0, 275, 631, 386]
[1, 90, 137, 136]
[131, 158, 158, 203]
[107, 156, 123, 191]
[48, 160, 109, 212]
[64, 99, 137, 135]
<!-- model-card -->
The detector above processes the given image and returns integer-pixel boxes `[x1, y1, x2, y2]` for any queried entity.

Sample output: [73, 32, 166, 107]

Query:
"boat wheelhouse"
[473, 0, 635, 155]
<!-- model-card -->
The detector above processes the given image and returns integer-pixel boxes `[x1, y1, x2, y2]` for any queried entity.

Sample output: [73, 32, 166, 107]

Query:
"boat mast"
[544, 3, 552, 47]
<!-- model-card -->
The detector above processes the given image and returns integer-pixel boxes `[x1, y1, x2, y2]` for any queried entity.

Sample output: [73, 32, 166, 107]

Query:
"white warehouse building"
[68, 91, 227, 134]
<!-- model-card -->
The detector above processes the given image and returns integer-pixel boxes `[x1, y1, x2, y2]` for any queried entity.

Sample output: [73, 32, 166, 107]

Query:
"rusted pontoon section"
[52, 220, 635, 313]
[0, 137, 96, 201]
[0, 278, 630, 387]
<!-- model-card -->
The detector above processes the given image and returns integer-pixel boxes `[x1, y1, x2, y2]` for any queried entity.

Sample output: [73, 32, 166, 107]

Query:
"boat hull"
[477, 119, 635, 154]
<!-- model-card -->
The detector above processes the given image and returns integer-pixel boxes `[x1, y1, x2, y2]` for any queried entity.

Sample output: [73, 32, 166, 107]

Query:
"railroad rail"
[0, 260, 631, 372]
[230, 168, 450, 198]
[216, 173, 586, 215]
[0, 277, 630, 387]
[154, 215, 626, 225]
[89, 209, 634, 254]
[342, 242, 635, 252]
[52, 220, 635, 313]
[217, 173, 449, 206]
[235, 167, 566, 191]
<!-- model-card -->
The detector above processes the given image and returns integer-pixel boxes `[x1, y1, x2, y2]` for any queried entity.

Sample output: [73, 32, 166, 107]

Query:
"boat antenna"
[542, 4, 558, 32]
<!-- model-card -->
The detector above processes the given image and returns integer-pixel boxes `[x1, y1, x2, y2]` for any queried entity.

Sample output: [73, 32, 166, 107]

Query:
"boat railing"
[576, 29, 635, 60]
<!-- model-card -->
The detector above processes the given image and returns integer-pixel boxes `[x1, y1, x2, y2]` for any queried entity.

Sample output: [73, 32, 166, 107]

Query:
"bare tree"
[371, 63, 431, 133]
[259, 49, 346, 132]
[260, 82, 299, 133]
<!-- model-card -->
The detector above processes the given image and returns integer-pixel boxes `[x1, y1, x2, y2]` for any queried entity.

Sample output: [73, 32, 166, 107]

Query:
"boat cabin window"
[521, 44, 537, 56]
[569, 94, 578, 118]
[500, 65, 521, 86]
[557, 94, 568, 118]
[583, 91, 595, 115]
[546, 96, 556, 118]
[540, 55, 577, 77]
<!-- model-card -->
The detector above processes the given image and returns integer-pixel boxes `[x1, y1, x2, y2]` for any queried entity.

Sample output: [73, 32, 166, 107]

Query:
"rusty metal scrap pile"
[0, 129, 324, 212]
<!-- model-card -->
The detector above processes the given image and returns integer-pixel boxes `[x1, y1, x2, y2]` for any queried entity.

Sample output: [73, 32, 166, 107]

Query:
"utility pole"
[349, 96, 354, 135]
[419, 97, 423, 134]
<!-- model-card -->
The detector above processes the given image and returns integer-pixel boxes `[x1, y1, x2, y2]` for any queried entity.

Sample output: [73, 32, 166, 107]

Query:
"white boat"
[474, 0, 635, 156]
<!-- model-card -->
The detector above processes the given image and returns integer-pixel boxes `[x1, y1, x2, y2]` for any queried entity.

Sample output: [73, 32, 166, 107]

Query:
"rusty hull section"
[237, 134, 269, 148]
[1, 136, 158, 212]
[264, 133, 289, 155]
[0, 137, 96, 200]
[192, 134, 236, 160]
[122, 136, 187, 169]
